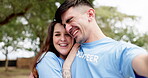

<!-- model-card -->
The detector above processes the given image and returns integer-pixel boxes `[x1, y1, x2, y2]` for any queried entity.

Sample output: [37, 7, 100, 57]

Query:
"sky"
[94, 0, 148, 33]
[0, 0, 148, 60]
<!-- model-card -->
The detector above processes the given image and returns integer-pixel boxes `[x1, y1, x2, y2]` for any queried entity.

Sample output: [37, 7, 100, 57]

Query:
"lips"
[69, 27, 79, 38]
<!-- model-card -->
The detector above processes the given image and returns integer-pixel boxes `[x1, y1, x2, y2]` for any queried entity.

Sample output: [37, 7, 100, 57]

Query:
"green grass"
[0, 67, 31, 78]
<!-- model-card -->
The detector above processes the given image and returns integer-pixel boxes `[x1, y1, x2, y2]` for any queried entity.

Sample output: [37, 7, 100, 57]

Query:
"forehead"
[61, 7, 77, 24]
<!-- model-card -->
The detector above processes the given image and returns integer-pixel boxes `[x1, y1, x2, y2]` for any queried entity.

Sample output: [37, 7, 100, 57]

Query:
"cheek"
[53, 37, 58, 45]
[68, 37, 74, 45]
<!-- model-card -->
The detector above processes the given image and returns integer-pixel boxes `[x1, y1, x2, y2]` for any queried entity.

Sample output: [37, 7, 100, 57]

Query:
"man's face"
[61, 7, 90, 43]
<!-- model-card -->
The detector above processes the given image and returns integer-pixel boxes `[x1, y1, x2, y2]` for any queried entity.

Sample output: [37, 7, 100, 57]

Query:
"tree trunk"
[5, 49, 9, 72]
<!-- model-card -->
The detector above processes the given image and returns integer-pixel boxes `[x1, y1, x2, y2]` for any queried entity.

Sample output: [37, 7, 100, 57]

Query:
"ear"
[87, 9, 95, 22]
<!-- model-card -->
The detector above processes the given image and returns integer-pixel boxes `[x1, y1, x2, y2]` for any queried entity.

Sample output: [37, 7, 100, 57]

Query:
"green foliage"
[0, 0, 66, 47]
[95, 6, 147, 50]
[0, 17, 23, 56]
[95, 6, 135, 37]
[0, 18, 23, 41]
[96, 6, 137, 25]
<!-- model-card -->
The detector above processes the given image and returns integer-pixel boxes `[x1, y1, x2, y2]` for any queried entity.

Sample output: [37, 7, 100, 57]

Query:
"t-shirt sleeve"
[36, 52, 62, 78]
[120, 43, 148, 77]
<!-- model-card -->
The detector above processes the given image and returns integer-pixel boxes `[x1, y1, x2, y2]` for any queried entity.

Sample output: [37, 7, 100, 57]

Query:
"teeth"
[72, 30, 78, 36]
[59, 44, 67, 47]
[70, 27, 79, 36]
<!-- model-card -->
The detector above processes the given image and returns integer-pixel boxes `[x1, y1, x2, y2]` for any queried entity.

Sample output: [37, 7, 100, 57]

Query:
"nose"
[65, 24, 72, 34]
[60, 35, 66, 41]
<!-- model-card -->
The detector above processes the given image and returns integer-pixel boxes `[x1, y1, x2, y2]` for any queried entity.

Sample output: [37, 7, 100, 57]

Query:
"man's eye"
[66, 17, 73, 23]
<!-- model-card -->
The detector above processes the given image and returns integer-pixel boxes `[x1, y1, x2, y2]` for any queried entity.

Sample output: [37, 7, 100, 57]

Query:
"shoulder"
[36, 51, 64, 70]
[36, 51, 63, 78]
[38, 51, 61, 64]
[45, 51, 58, 59]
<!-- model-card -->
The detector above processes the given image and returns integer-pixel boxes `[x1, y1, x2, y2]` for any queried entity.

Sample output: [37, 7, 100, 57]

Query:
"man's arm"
[132, 54, 148, 77]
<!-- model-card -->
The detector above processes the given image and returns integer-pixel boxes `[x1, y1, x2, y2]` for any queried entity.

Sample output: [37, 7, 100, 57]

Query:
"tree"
[0, 19, 23, 71]
[1, 37, 18, 71]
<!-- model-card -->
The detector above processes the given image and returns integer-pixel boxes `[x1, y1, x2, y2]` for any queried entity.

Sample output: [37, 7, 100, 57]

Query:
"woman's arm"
[62, 43, 80, 78]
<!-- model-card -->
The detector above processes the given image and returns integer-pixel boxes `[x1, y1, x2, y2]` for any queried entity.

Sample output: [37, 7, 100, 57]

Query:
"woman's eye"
[55, 34, 60, 36]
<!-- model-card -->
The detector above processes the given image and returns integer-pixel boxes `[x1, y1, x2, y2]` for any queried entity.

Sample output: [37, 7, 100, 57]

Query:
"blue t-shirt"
[36, 52, 64, 78]
[71, 37, 147, 78]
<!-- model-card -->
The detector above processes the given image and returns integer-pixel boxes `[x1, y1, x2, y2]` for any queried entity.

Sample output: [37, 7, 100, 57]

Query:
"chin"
[77, 40, 85, 44]
[60, 51, 69, 55]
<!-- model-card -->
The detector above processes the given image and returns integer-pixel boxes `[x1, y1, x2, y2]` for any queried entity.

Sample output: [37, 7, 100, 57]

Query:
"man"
[55, 0, 148, 78]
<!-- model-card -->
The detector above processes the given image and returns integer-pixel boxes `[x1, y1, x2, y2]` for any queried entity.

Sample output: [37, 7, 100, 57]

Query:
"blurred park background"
[0, 0, 148, 78]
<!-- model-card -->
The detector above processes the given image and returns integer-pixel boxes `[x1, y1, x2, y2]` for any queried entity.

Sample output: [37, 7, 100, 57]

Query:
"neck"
[60, 55, 66, 60]
[85, 24, 106, 43]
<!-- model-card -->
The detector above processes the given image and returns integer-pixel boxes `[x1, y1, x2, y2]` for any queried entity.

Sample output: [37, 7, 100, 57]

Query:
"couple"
[30, 0, 148, 78]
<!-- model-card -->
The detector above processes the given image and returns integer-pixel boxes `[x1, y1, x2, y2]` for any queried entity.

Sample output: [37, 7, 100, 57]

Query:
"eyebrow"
[54, 31, 60, 33]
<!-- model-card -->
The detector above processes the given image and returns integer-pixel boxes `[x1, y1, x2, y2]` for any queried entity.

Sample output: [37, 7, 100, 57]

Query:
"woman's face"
[53, 23, 74, 59]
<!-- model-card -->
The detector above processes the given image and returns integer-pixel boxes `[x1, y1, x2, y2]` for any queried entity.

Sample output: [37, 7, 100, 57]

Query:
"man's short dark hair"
[55, 0, 93, 23]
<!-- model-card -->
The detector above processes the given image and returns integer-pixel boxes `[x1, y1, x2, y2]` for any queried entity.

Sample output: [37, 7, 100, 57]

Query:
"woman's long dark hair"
[32, 21, 60, 78]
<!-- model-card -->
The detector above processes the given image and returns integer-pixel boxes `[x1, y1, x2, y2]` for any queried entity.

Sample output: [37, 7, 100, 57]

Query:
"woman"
[29, 21, 79, 78]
